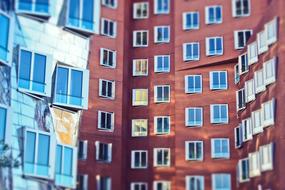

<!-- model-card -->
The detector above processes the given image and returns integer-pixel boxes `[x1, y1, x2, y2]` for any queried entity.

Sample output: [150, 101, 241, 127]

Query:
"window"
[263, 57, 276, 85]
[183, 12, 199, 30]
[210, 104, 229, 124]
[95, 141, 112, 162]
[154, 55, 170, 73]
[24, 130, 52, 178]
[232, 0, 250, 17]
[265, 17, 278, 45]
[183, 43, 200, 61]
[247, 42, 258, 64]
[154, 26, 170, 43]
[154, 85, 170, 103]
[131, 150, 148, 169]
[102, 0, 117, 8]
[210, 71, 227, 90]
[241, 118, 252, 141]
[98, 111, 114, 131]
[100, 48, 116, 68]
[154, 116, 170, 135]
[0, 106, 8, 143]
[132, 89, 148, 106]
[78, 140, 88, 160]
[211, 138, 230, 159]
[234, 30, 252, 49]
[101, 18, 117, 38]
[259, 143, 274, 171]
[249, 151, 260, 177]
[133, 59, 148, 76]
[133, 2, 148, 19]
[185, 75, 202, 94]
[97, 176, 111, 190]
[154, 0, 170, 14]
[237, 158, 249, 183]
[236, 88, 245, 110]
[244, 79, 255, 103]
[66, 0, 95, 32]
[55, 144, 77, 188]
[131, 183, 148, 190]
[234, 125, 243, 148]
[185, 107, 203, 127]
[18, 49, 52, 96]
[254, 69, 265, 93]
[185, 141, 203, 161]
[78, 174, 88, 190]
[54, 65, 89, 109]
[153, 181, 171, 190]
[205, 6, 222, 24]
[212, 174, 231, 190]
[99, 79, 115, 99]
[153, 148, 170, 167]
[206, 37, 223, 56]
[0, 11, 11, 65]
[132, 119, 148, 137]
[234, 64, 239, 84]
[262, 99, 275, 127]
[238, 53, 249, 74]
[186, 176, 204, 190]
[251, 109, 263, 135]
[133, 30, 148, 47]
[17, 0, 50, 16]
[257, 30, 268, 54]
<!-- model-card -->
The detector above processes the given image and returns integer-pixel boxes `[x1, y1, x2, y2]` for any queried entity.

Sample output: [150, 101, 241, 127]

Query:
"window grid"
[154, 85, 170, 103]
[206, 37, 223, 56]
[210, 104, 229, 124]
[185, 141, 203, 161]
[211, 138, 230, 159]
[183, 43, 200, 61]
[183, 12, 199, 30]
[154, 116, 170, 135]
[154, 26, 170, 43]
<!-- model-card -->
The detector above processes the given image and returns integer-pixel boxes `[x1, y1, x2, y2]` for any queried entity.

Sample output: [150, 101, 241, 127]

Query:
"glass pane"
[221, 105, 227, 121]
[213, 106, 220, 121]
[243, 0, 249, 14]
[209, 8, 214, 22]
[164, 118, 169, 132]
[68, 0, 80, 28]
[19, 0, 32, 11]
[188, 76, 194, 92]
[134, 152, 140, 166]
[0, 14, 9, 62]
[164, 56, 169, 70]
[188, 109, 195, 124]
[157, 118, 162, 133]
[35, 0, 49, 13]
[24, 131, 36, 174]
[164, 87, 169, 100]
[37, 134, 50, 176]
[141, 152, 146, 166]
[216, 38, 222, 52]
[56, 67, 69, 104]
[197, 143, 202, 159]
[220, 72, 227, 88]
[0, 107, 7, 141]
[63, 147, 73, 176]
[212, 72, 219, 88]
[209, 39, 215, 53]
[70, 70, 83, 106]
[216, 7, 221, 21]
[107, 82, 112, 97]
[82, 0, 94, 30]
[195, 76, 201, 91]
[193, 13, 198, 26]
[32, 53, 46, 93]
[189, 143, 194, 158]
[193, 44, 198, 58]
[106, 113, 112, 129]
[196, 109, 202, 124]
[157, 87, 163, 101]
[19, 50, 32, 90]
[55, 145, 62, 173]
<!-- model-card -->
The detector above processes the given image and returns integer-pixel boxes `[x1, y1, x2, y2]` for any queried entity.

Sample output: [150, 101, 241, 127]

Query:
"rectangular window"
[249, 151, 260, 177]
[185, 141, 203, 161]
[185, 75, 202, 94]
[244, 79, 255, 103]
[100, 48, 116, 68]
[66, 0, 95, 32]
[236, 88, 245, 110]
[154, 26, 170, 43]
[242, 118, 252, 142]
[131, 183, 148, 190]
[95, 141, 112, 162]
[133, 30, 148, 47]
[234, 64, 240, 84]
[132, 89, 148, 106]
[210, 71, 227, 90]
[0, 11, 11, 65]
[206, 37, 223, 56]
[210, 104, 229, 124]
[154, 85, 170, 103]
[234, 125, 243, 148]
[265, 17, 278, 45]
[247, 41, 258, 64]
[133, 2, 148, 19]
[17, 0, 50, 16]
[263, 57, 276, 85]
[262, 99, 275, 128]
[154, 55, 170, 73]
[153, 148, 170, 167]
[183, 43, 200, 61]
[54, 65, 89, 109]
[232, 0, 250, 17]
[131, 150, 148, 169]
[55, 144, 77, 188]
[24, 130, 51, 178]
[254, 69, 265, 93]
[234, 30, 252, 49]
[99, 79, 115, 99]
[18, 49, 52, 96]
[185, 107, 203, 127]
[259, 143, 273, 171]
[183, 12, 199, 30]
[251, 109, 263, 135]
[212, 174, 231, 190]
[97, 176, 111, 190]
[154, 0, 170, 14]
[101, 18, 117, 38]
[78, 140, 88, 160]
[153, 181, 171, 190]
[257, 30, 268, 54]
[238, 53, 249, 74]
[98, 111, 114, 131]
[186, 176, 204, 190]
[237, 158, 249, 183]
[133, 59, 148, 76]
[0, 106, 8, 142]
[102, 0, 117, 9]
[78, 174, 88, 190]
[211, 138, 230, 159]
[205, 6, 222, 24]
[132, 119, 148, 137]
[154, 116, 170, 135]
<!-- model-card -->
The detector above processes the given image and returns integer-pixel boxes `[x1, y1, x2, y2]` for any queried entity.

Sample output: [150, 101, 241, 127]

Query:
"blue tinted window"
[32, 54, 46, 93]
[216, 38, 222, 52]
[35, 0, 49, 13]
[19, 0, 32, 11]
[187, 75, 201, 93]
[209, 8, 214, 22]
[212, 105, 228, 123]
[24, 131, 36, 174]
[82, 0, 94, 30]
[63, 147, 73, 176]
[188, 108, 202, 126]
[193, 13, 198, 27]
[156, 0, 169, 13]
[19, 50, 32, 89]
[211, 71, 227, 89]
[56, 67, 69, 104]
[68, 0, 80, 28]
[209, 39, 215, 54]
[0, 13, 9, 62]
[56, 145, 62, 173]
[37, 134, 50, 176]
[216, 7, 222, 21]
[0, 107, 7, 141]
[70, 70, 83, 106]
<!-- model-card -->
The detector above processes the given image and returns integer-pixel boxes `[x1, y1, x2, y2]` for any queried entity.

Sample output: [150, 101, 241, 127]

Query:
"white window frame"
[263, 57, 276, 85]
[244, 79, 255, 103]
[154, 85, 170, 103]
[251, 109, 263, 135]
[259, 143, 274, 171]
[101, 18, 117, 38]
[236, 88, 246, 111]
[97, 111, 115, 131]
[242, 118, 252, 142]
[205, 5, 223, 24]
[183, 12, 199, 30]
[211, 138, 230, 159]
[254, 69, 265, 94]
[249, 151, 261, 177]
[210, 71, 228, 90]
[234, 30, 252, 49]
[234, 64, 240, 84]
[133, 2, 149, 19]
[96, 175, 112, 190]
[99, 79, 115, 99]
[210, 104, 229, 124]
[247, 41, 258, 65]
[0, 104, 11, 144]
[153, 148, 171, 167]
[15, 0, 51, 17]
[0, 11, 13, 66]
[206, 37, 223, 56]
[265, 17, 278, 45]
[131, 150, 148, 169]
[238, 53, 249, 75]
[153, 181, 171, 190]
[186, 176, 204, 190]
[185, 75, 202, 94]
[132, 89, 148, 106]
[234, 125, 243, 148]
[78, 174, 88, 190]
[262, 99, 275, 128]
[154, 25, 170, 43]
[95, 141, 112, 162]
[185, 141, 203, 161]
[78, 140, 88, 160]
[102, 0, 118, 9]
[237, 158, 250, 183]
[183, 42, 200, 61]
[133, 59, 148, 76]
[133, 30, 149, 47]
[100, 48, 116, 68]
[132, 119, 148, 137]
[232, 0, 251, 17]
[211, 173, 231, 190]
[131, 182, 148, 190]
[154, 116, 170, 135]
[185, 107, 203, 127]
[154, 55, 170, 73]
[257, 30, 268, 54]
[154, 0, 170, 15]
